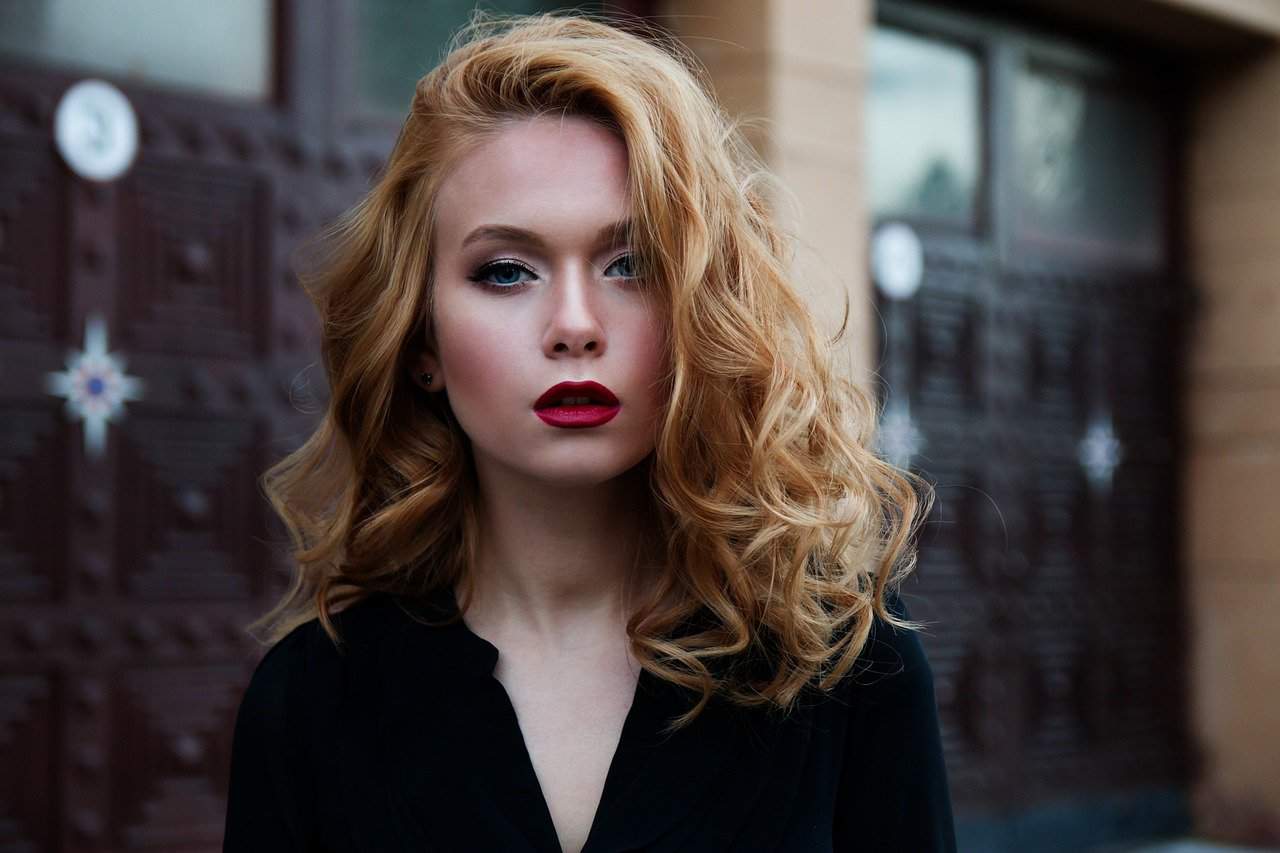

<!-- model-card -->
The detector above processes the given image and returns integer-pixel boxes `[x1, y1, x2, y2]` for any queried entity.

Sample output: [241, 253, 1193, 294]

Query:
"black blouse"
[222, 584, 956, 852]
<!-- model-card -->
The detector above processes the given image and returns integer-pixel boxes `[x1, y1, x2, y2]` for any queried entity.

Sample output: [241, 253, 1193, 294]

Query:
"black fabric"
[222, 584, 957, 852]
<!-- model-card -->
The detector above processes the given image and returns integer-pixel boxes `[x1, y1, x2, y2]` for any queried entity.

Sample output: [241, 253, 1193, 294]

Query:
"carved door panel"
[0, 2, 629, 849]
[869, 1, 1195, 843]
[0, 5, 344, 849]
[0, 2, 650, 848]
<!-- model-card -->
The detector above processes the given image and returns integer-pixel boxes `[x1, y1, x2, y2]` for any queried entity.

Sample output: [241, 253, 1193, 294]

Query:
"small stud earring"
[420, 372, 433, 388]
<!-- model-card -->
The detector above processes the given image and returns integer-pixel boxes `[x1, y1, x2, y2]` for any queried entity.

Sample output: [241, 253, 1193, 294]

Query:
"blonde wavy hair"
[249, 9, 935, 730]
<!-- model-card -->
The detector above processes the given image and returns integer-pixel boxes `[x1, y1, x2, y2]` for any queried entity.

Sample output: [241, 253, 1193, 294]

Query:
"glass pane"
[867, 26, 981, 222]
[0, 0, 272, 101]
[1013, 64, 1165, 266]
[356, 1, 610, 116]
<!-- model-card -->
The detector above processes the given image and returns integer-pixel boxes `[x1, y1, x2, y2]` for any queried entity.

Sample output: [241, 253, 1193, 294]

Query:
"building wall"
[655, 0, 877, 387]
[1185, 39, 1280, 840]
[659, 0, 1280, 842]
[1164, 0, 1280, 34]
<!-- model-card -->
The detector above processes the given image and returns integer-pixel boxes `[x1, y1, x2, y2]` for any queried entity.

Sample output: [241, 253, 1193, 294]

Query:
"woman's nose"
[545, 263, 606, 354]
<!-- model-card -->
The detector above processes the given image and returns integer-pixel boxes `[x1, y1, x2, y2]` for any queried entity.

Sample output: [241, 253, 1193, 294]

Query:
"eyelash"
[466, 254, 639, 294]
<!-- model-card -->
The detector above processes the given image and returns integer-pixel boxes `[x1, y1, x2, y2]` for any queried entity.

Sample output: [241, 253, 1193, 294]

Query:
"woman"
[223, 11, 955, 853]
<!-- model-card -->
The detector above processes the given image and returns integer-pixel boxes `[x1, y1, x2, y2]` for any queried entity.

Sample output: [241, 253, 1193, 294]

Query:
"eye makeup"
[465, 253, 640, 295]
[466, 258, 537, 294]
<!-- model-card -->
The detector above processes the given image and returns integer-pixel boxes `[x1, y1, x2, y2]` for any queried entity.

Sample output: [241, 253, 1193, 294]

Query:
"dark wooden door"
[868, 2, 1196, 848]
[0, 4, 359, 849]
[0, 2, 644, 850]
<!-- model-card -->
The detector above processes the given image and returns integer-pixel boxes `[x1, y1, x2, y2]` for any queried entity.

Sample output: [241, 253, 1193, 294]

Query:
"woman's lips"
[534, 403, 621, 428]
[533, 380, 619, 409]
[532, 379, 621, 427]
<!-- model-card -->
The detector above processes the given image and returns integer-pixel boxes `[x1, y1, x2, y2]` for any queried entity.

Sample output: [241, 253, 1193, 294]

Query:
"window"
[867, 25, 981, 224]
[0, 0, 273, 101]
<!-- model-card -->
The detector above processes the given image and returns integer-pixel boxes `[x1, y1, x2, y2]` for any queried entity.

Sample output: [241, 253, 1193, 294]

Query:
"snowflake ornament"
[1078, 416, 1123, 492]
[45, 313, 145, 458]
[876, 399, 925, 470]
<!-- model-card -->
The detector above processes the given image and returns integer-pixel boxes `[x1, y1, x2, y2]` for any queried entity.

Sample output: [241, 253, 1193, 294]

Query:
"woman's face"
[419, 114, 666, 489]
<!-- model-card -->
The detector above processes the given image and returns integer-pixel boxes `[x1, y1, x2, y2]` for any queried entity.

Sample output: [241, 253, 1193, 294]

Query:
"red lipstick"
[533, 380, 621, 429]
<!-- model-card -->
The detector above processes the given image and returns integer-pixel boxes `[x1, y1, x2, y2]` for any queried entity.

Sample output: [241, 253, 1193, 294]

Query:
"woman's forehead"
[434, 116, 630, 248]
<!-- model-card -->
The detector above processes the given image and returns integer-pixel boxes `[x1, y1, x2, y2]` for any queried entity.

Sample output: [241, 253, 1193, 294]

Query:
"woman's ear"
[411, 351, 442, 390]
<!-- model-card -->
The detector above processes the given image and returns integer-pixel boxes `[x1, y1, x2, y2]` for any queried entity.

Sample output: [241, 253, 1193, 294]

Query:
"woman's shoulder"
[830, 589, 957, 849]
[225, 594, 400, 846]
[237, 592, 401, 710]
[841, 587, 939, 703]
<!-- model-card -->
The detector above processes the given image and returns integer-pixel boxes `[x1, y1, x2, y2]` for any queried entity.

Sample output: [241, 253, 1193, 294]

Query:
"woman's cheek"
[435, 301, 518, 429]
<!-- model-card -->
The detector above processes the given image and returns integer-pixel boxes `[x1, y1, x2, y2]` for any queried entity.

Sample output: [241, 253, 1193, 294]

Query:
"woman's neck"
[459, 458, 654, 654]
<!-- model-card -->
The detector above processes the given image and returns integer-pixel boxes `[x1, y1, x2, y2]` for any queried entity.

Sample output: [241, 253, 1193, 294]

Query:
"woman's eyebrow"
[460, 219, 633, 250]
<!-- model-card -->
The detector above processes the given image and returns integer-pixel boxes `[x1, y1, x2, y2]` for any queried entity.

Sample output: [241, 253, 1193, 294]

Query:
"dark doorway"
[868, 1, 1196, 849]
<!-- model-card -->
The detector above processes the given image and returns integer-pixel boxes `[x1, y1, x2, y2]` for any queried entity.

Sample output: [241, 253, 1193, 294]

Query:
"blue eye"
[605, 253, 639, 279]
[467, 259, 536, 292]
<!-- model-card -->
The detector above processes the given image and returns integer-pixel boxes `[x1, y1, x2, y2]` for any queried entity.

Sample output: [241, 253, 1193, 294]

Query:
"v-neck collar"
[335, 585, 806, 852]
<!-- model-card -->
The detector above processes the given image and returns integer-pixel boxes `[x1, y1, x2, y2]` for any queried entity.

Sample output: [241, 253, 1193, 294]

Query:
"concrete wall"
[1163, 0, 1280, 35]
[655, 0, 877, 386]
[1184, 42, 1280, 840]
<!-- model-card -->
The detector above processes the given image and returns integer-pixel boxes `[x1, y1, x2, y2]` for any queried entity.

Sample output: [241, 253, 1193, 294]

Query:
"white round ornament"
[54, 79, 139, 183]
[871, 221, 925, 300]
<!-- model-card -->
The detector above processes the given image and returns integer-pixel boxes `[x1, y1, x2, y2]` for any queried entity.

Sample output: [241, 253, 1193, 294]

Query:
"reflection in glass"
[1013, 65, 1164, 266]
[867, 26, 980, 222]
[356, 1, 607, 115]
[0, 0, 272, 100]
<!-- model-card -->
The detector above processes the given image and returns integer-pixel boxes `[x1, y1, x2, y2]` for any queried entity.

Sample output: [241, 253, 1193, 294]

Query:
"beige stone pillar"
[655, 0, 877, 387]
[1185, 43, 1280, 837]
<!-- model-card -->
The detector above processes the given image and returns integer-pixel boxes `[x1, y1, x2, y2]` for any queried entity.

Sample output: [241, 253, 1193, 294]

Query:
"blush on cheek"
[434, 301, 530, 439]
